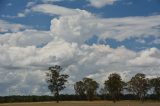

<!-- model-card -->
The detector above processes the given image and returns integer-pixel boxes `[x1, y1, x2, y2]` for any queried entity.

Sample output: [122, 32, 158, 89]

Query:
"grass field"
[0, 101, 160, 106]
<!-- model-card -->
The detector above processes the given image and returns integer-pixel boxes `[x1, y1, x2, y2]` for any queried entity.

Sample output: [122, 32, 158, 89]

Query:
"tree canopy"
[46, 65, 69, 103]
[128, 73, 149, 102]
[104, 73, 125, 103]
[74, 78, 99, 101]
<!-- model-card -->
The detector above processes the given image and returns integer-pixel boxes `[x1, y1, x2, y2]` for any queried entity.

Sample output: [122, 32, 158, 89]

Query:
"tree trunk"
[112, 95, 116, 103]
[55, 89, 59, 103]
[57, 91, 59, 103]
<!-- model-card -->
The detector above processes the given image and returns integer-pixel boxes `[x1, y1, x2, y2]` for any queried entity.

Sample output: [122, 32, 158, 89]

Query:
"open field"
[0, 101, 160, 106]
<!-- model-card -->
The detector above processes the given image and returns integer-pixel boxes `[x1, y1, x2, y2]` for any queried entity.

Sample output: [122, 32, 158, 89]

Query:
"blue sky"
[0, 0, 160, 51]
[0, 0, 160, 95]
[1, 0, 160, 29]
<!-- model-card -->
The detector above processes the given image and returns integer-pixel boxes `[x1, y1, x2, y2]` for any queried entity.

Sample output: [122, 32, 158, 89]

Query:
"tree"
[46, 65, 69, 103]
[74, 81, 85, 99]
[83, 78, 99, 101]
[150, 77, 160, 100]
[74, 78, 99, 101]
[104, 73, 124, 103]
[128, 73, 149, 102]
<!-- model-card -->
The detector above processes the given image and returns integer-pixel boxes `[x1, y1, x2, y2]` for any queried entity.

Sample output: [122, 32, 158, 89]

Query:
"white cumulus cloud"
[88, 0, 119, 8]
[31, 4, 82, 16]
[50, 10, 160, 44]
[0, 6, 160, 95]
[0, 20, 28, 33]
[0, 30, 53, 47]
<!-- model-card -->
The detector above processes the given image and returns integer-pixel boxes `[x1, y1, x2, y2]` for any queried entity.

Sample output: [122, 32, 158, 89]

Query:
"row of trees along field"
[0, 65, 159, 103]
[46, 65, 160, 103]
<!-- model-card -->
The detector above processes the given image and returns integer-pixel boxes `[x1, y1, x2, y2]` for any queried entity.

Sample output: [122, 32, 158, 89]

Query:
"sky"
[0, 0, 160, 96]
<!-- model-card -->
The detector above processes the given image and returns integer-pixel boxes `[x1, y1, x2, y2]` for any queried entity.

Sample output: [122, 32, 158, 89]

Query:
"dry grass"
[0, 101, 160, 106]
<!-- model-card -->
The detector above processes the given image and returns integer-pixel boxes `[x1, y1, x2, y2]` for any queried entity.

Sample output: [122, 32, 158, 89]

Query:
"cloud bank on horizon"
[0, 0, 160, 95]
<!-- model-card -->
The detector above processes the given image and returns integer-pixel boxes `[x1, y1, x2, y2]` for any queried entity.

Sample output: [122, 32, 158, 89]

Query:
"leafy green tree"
[46, 65, 69, 103]
[104, 73, 125, 103]
[83, 78, 99, 101]
[74, 78, 99, 101]
[74, 81, 85, 98]
[128, 73, 149, 102]
[150, 77, 160, 100]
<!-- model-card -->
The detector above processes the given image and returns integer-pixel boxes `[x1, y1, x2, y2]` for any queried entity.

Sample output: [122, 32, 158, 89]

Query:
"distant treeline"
[0, 94, 159, 103]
